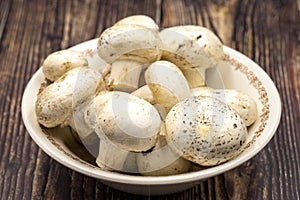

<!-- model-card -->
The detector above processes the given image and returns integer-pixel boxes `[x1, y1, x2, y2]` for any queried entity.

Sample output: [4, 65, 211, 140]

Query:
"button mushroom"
[145, 60, 192, 112]
[159, 25, 225, 87]
[84, 91, 161, 152]
[42, 49, 88, 82]
[192, 87, 258, 126]
[35, 67, 103, 128]
[97, 24, 162, 64]
[165, 95, 247, 166]
[160, 25, 224, 68]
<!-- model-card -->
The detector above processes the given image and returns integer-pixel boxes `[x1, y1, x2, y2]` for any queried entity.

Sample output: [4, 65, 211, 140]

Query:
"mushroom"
[160, 25, 224, 69]
[137, 123, 192, 176]
[42, 49, 88, 82]
[114, 15, 159, 31]
[97, 24, 162, 64]
[105, 59, 144, 92]
[145, 60, 192, 112]
[35, 67, 103, 128]
[192, 87, 258, 126]
[159, 25, 225, 87]
[84, 91, 161, 152]
[165, 95, 247, 166]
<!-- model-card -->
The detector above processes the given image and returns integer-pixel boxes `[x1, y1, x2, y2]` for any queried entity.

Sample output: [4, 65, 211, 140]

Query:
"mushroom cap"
[145, 60, 191, 112]
[165, 95, 247, 166]
[42, 50, 88, 81]
[97, 24, 162, 64]
[159, 25, 224, 69]
[192, 88, 258, 126]
[114, 15, 159, 31]
[84, 91, 161, 152]
[35, 67, 102, 128]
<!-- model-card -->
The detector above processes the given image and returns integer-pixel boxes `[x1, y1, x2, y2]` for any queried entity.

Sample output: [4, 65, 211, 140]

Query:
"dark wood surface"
[0, 0, 299, 199]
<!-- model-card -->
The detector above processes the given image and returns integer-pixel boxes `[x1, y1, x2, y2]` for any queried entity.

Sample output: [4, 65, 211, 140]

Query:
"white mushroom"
[159, 25, 224, 69]
[165, 95, 247, 166]
[114, 15, 159, 31]
[137, 124, 191, 176]
[42, 49, 88, 81]
[159, 26, 224, 87]
[35, 67, 103, 128]
[105, 59, 144, 92]
[192, 88, 258, 126]
[97, 24, 162, 64]
[145, 60, 192, 112]
[84, 91, 161, 152]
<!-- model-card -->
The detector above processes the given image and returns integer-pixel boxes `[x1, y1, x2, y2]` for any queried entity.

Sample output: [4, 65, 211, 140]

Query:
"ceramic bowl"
[22, 39, 281, 195]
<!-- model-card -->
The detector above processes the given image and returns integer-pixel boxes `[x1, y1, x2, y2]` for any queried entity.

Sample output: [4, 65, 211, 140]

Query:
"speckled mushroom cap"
[97, 24, 161, 64]
[192, 88, 258, 126]
[35, 67, 102, 128]
[159, 25, 224, 69]
[42, 50, 88, 82]
[165, 95, 247, 166]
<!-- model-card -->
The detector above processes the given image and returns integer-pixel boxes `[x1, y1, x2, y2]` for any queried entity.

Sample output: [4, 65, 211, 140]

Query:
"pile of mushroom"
[35, 15, 258, 176]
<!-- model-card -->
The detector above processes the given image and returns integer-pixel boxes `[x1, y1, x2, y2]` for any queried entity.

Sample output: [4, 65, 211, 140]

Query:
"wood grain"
[0, 0, 299, 199]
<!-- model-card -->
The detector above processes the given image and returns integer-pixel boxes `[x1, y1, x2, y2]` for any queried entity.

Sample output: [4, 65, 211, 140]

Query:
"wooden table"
[0, 0, 299, 199]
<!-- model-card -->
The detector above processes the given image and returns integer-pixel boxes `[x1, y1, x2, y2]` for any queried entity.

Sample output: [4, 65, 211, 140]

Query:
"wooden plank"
[0, 0, 299, 199]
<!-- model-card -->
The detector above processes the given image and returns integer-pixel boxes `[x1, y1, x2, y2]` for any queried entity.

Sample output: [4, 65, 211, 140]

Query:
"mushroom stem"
[105, 59, 143, 92]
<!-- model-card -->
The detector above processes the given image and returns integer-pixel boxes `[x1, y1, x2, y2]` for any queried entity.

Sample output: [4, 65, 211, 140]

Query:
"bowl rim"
[21, 39, 281, 186]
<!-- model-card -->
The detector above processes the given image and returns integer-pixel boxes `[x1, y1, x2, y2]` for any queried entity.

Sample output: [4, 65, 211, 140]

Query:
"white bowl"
[21, 39, 281, 195]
